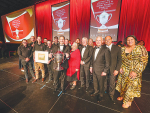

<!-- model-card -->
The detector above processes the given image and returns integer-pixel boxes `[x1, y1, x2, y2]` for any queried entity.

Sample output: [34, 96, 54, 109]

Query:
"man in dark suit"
[90, 36, 110, 102]
[65, 39, 71, 50]
[45, 40, 54, 83]
[76, 38, 82, 49]
[79, 37, 93, 92]
[104, 36, 121, 102]
[52, 35, 70, 93]
[52, 36, 59, 48]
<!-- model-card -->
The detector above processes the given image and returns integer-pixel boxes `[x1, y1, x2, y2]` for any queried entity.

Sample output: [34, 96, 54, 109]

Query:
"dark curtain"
[35, 0, 150, 51]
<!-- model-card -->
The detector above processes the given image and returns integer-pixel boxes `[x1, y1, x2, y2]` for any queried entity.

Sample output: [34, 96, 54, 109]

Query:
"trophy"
[53, 50, 64, 71]
[55, 17, 66, 35]
[96, 11, 112, 33]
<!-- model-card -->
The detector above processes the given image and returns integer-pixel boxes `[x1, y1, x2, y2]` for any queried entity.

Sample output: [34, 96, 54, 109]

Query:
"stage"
[0, 56, 150, 113]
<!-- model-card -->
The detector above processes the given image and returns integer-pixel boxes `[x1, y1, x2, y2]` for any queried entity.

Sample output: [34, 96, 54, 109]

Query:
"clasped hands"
[120, 68, 137, 79]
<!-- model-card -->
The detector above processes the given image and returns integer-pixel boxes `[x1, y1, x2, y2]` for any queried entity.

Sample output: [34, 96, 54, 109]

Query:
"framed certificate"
[35, 51, 48, 64]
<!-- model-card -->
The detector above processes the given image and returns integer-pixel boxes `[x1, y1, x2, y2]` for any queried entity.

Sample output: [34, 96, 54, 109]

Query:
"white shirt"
[81, 46, 87, 58]
[60, 45, 64, 52]
[106, 43, 113, 51]
[94, 46, 101, 60]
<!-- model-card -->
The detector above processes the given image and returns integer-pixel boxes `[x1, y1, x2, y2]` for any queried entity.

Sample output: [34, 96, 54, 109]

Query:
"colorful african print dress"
[116, 45, 148, 104]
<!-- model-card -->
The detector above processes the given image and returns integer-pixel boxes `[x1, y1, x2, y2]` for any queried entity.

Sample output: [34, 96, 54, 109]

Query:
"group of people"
[18, 35, 148, 109]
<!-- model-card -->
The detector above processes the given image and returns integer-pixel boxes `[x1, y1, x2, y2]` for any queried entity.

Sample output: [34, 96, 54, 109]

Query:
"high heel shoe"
[117, 97, 123, 101]
[122, 102, 132, 108]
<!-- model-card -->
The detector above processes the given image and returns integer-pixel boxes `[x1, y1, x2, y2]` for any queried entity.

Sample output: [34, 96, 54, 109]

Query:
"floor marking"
[142, 80, 150, 82]
[58, 91, 62, 96]
[141, 93, 150, 96]
[40, 84, 46, 89]
[48, 94, 62, 113]
[133, 100, 142, 113]
[0, 99, 18, 113]
[65, 93, 123, 113]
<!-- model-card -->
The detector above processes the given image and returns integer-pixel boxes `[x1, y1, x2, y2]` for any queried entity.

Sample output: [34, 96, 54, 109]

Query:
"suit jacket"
[52, 44, 70, 69]
[91, 45, 110, 75]
[105, 45, 121, 75]
[80, 45, 93, 67]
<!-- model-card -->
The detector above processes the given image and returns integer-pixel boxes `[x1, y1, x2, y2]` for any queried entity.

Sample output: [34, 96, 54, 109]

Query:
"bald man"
[104, 36, 121, 102]
[90, 36, 110, 102]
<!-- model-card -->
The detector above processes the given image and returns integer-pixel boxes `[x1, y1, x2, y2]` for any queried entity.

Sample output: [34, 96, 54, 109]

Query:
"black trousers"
[93, 71, 106, 97]
[53, 69, 66, 90]
[21, 60, 35, 79]
[80, 65, 90, 88]
[104, 72, 116, 97]
[47, 62, 53, 80]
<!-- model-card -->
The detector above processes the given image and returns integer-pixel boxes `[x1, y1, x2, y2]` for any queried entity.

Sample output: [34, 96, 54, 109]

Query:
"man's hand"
[49, 53, 52, 58]
[47, 60, 51, 64]
[25, 58, 30, 62]
[66, 53, 69, 58]
[101, 72, 106, 76]
[90, 67, 93, 73]
[80, 61, 85, 65]
[31, 43, 34, 47]
[113, 70, 119, 76]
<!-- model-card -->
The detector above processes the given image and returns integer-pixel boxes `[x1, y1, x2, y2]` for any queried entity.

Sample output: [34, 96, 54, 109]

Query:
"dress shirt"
[60, 45, 64, 52]
[94, 46, 101, 60]
[106, 43, 112, 51]
[81, 45, 87, 58]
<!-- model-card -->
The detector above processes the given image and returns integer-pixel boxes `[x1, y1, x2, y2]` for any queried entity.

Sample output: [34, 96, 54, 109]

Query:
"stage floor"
[0, 56, 150, 113]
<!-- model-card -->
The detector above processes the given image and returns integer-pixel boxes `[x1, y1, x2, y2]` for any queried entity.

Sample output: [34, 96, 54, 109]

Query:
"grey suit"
[104, 44, 121, 96]
[91, 45, 110, 97]
[80, 45, 93, 88]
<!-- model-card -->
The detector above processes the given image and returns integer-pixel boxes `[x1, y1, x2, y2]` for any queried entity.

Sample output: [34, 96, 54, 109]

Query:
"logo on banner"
[92, 0, 115, 33]
[6, 12, 25, 39]
[96, 11, 112, 32]
[54, 9, 67, 35]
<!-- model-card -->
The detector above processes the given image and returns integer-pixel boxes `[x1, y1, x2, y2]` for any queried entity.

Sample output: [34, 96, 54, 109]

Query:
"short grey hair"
[82, 37, 88, 42]
[72, 42, 78, 47]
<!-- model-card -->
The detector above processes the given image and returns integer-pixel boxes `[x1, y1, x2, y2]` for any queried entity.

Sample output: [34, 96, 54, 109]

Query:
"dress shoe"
[91, 92, 98, 97]
[42, 78, 44, 82]
[26, 79, 28, 84]
[78, 85, 85, 89]
[97, 96, 103, 103]
[62, 90, 65, 94]
[46, 79, 52, 83]
[110, 95, 114, 101]
[32, 79, 37, 83]
[53, 88, 58, 94]
[70, 85, 76, 90]
[86, 87, 89, 93]
[109, 95, 116, 104]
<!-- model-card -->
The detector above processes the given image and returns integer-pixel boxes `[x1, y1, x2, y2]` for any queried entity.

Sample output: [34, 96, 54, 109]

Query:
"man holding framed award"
[32, 36, 46, 83]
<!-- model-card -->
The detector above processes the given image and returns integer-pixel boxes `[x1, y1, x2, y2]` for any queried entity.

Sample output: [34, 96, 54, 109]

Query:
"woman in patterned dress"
[116, 35, 148, 108]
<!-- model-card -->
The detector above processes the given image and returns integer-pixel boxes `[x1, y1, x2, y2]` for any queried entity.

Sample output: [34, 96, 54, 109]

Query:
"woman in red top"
[66, 42, 81, 90]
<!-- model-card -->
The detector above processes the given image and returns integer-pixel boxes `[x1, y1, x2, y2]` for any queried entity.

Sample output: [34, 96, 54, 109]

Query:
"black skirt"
[67, 72, 78, 81]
